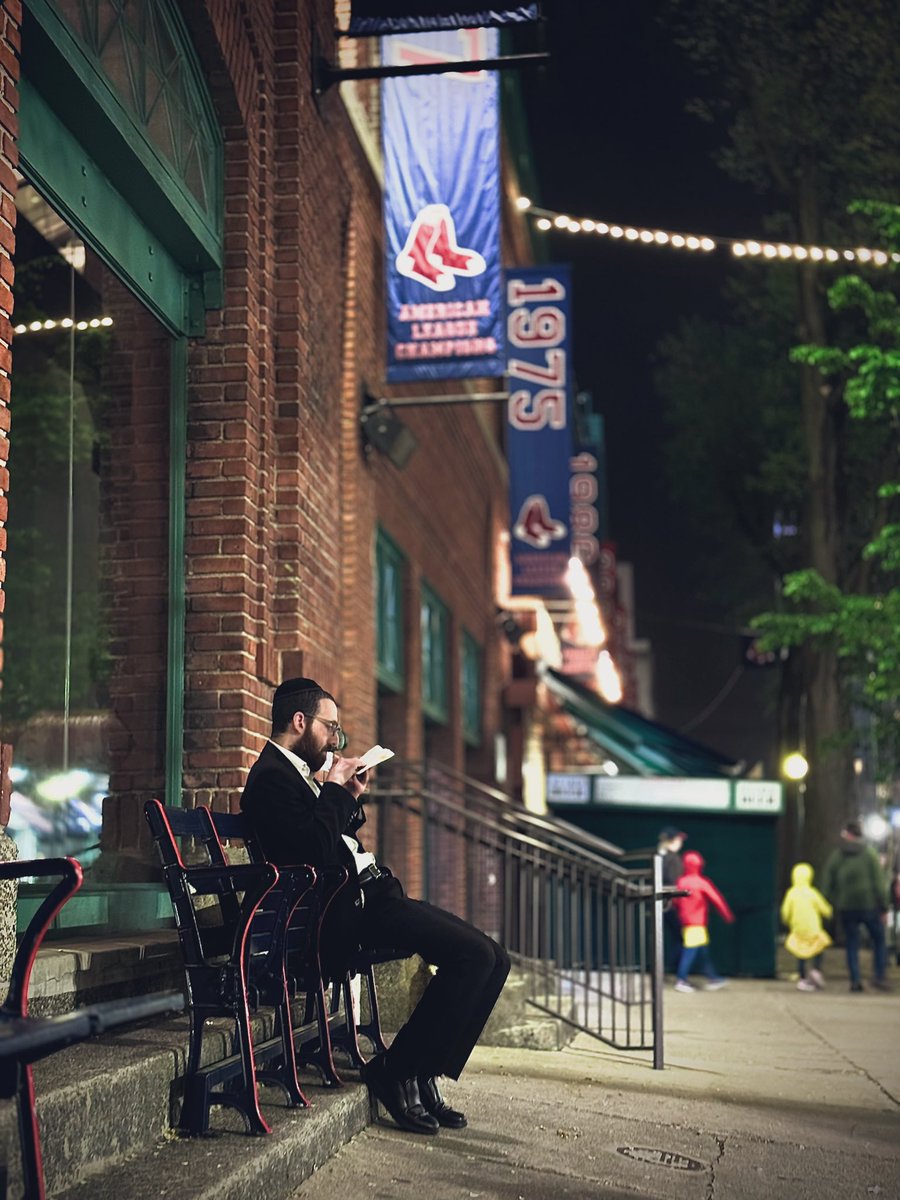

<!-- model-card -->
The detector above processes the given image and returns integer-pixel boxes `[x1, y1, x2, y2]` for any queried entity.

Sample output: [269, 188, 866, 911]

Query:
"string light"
[517, 199, 900, 267]
[13, 317, 114, 336]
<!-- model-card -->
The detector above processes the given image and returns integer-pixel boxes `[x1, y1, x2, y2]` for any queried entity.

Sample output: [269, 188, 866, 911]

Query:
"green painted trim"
[375, 527, 405, 693]
[19, 80, 191, 335]
[376, 666, 404, 692]
[420, 581, 449, 725]
[166, 337, 187, 807]
[17, 883, 173, 935]
[461, 629, 482, 747]
[23, 0, 223, 271]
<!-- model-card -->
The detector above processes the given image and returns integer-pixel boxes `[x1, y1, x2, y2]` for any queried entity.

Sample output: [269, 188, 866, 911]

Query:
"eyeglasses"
[312, 716, 343, 738]
[312, 715, 347, 749]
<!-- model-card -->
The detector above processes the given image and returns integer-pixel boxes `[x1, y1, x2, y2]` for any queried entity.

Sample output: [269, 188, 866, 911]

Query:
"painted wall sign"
[593, 777, 731, 811]
[546, 773, 592, 804]
[733, 780, 784, 814]
[583, 776, 784, 815]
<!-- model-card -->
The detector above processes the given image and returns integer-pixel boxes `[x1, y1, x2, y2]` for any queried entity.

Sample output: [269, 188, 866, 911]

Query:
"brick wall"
[99, 275, 172, 856]
[3, 0, 517, 896]
[176, 0, 387, 818]
[182, 0, 280, 814]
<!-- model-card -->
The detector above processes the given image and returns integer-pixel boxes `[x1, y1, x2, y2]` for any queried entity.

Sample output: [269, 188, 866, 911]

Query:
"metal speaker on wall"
[360, 406, 418, 469]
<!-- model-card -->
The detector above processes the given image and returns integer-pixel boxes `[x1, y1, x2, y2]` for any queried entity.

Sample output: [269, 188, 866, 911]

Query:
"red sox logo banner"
[506, 266, 573, 596]
[382, 28, 504, 381]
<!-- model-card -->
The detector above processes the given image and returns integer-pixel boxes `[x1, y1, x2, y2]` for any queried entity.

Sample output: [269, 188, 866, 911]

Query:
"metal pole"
[317, 51, 549, 90]
[652, 852, 665, 1069]
[364, 391, 509, 410]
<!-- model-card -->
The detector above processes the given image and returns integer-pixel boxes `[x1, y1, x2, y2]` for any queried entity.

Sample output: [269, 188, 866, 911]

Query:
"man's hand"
[326, 755, 369, 799]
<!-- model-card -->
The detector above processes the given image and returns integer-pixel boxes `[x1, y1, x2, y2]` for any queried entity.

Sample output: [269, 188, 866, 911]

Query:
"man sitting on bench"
[241, 677, 510, 1136]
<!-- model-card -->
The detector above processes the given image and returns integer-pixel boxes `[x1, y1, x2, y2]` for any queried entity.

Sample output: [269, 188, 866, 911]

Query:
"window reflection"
[3, 183, 170, 870]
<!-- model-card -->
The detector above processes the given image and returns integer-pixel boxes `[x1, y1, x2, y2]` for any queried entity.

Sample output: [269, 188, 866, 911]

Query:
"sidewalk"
[291, 956, 900, 1200]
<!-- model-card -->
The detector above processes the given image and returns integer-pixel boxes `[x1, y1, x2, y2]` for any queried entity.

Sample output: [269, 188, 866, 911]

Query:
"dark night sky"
[520, 1, 779, 772]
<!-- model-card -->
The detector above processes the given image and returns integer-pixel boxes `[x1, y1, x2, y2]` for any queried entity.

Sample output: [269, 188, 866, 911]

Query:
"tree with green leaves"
[754, 201, 900, 788]
[657, 0, 900, 871]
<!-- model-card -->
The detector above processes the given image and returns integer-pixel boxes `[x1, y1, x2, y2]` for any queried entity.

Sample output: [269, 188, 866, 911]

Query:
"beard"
[293, 724, 328, 773]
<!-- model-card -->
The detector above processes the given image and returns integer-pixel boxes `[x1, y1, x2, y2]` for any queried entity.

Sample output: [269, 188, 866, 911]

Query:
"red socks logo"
[396, 204, 486, 292]
[514, 495, 567, 549]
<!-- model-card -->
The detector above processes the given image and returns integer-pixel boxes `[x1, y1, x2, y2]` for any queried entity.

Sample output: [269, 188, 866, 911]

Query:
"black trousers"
[357, 882, 510, 1081]
[663, 907, 682, 974]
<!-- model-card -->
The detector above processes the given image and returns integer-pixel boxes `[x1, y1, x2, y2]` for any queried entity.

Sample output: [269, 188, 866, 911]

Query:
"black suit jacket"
[240, 741, 366, 970]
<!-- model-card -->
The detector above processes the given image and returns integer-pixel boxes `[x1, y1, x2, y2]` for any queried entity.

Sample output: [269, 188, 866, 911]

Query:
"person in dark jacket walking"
[657, 826, 687, 973]
[822, 820, 891, 992]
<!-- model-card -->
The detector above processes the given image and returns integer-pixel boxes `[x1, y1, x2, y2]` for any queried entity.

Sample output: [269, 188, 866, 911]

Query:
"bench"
[144, 799, 317, 1135]
[0, 857, 183, 1200]
[146, 799, 404, 1136]
[203, 808, 393, 1081]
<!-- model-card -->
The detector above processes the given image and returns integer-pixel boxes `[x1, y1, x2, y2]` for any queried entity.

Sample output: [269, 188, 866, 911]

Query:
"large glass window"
[420, 583, 449, 724]
[3, 182, 171, 866]
[376, 529, 405, 692]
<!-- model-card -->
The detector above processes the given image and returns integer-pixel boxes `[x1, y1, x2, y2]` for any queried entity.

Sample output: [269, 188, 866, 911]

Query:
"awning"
[542, 667, 744, 779]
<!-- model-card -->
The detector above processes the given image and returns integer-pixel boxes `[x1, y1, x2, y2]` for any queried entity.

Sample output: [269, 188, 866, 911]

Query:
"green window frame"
[22, 0, 223, 333]
[461, 630, 482, 747]
[420, 583, 449, 724]
[376, 529, 405, 692]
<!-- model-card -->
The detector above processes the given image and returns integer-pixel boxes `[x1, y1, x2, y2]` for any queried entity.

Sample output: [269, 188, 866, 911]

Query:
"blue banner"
[350, 4, 539, 35]
[570, 446, 602, 570]
[506, 266, 573, 596]
[382, 28, 504, 382]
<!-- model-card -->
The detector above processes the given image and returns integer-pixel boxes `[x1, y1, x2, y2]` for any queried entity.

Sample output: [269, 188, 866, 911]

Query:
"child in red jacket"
[672, 850, 735, 992]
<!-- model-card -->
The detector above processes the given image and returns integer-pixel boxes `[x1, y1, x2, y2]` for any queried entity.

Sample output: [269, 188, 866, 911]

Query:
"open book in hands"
[356, 744, 394, 774]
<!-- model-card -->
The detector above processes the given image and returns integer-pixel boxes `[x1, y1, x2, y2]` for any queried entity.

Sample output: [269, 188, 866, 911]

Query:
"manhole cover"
[617, 1147, 705, 1172]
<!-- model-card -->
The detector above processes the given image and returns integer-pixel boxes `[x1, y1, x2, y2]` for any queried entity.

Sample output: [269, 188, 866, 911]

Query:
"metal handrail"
[412, 759, 628, 859]
[373, 781, 630, 880]
[384, 761, 634, 875]
[368, 760, 666, 1067]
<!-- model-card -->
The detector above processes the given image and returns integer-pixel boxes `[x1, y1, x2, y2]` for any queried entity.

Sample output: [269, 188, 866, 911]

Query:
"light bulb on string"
[522, 203, 895, 268]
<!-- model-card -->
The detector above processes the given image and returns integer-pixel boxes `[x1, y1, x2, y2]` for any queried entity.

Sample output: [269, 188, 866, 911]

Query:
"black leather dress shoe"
[418, 1075, 468, 1128]
[361, 1056, 439, 1135]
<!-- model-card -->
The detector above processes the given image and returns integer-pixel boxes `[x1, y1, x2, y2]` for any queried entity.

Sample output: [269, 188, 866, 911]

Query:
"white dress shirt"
[269, 740, 376, 875]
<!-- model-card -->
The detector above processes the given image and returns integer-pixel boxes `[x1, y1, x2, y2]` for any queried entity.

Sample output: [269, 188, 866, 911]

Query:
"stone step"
[5, 953, 572, 1198]
[4, 1008, 370, 1199]
[52, 1072, 371, 1200]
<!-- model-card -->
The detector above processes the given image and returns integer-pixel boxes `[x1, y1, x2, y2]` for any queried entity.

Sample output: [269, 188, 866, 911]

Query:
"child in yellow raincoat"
[780, 863, 833, 991]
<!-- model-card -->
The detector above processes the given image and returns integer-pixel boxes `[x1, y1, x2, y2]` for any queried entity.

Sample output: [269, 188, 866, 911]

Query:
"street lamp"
[782, 752, 809, 781]
[782, 751, 809, 855]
